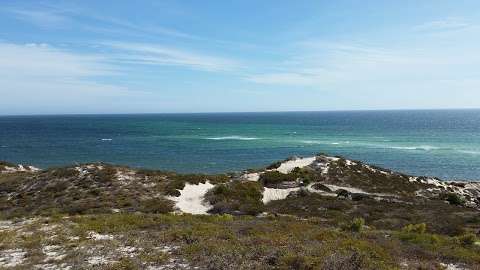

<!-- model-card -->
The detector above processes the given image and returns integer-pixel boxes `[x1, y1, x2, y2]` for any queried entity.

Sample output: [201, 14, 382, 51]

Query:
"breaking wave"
[205, 136, 260, 141]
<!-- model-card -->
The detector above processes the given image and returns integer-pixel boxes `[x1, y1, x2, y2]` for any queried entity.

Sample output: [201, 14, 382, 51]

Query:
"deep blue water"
[1, 110, 480, 180]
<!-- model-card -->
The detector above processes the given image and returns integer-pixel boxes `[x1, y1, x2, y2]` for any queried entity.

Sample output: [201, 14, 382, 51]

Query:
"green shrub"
[279, 254, 314, 270]
[457, 233, 477, 246]
[139, 198, 175, 214]
[444, 193, 465, 206]
[260, 171, 297, 186]
[104, 257, 139, 270]
[205, 181, 264, 215]
[345, 218, 365, 233]
[44, 181, 70, 194]
[266, 161, 282, 170]
[164, 180, 185, 196]
[403, 223, 427, 234]
[291, 167, 316, 185]
[321, 251, 366, 270]
[93, 166, 116, 182]
[49, 167, 78, 178]
[0, 161, 16, 167]
[397, 232, 441, 247]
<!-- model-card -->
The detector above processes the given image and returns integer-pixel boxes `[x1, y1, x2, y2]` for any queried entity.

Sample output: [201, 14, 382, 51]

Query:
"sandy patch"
[276, 157, 316, 174]
[87, 232, 114, 241]
[168, 182, 214, 215]
[323, 184, 367, 194]
[242, 172, 260, 181]
[262, 187, 300, 203]
[0, 249, 27, 267]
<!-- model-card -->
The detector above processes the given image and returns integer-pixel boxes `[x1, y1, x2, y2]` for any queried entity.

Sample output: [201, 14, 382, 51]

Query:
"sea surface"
[1, 110, 479, 180]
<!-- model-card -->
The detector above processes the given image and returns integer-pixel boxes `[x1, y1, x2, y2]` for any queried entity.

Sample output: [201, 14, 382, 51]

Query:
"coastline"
[1, 154, 480, 269]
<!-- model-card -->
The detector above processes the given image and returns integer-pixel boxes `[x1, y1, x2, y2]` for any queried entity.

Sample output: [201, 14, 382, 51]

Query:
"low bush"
[260, 171, 297, 186]
[457, 233, 477, 246]
[49, 167, 78, 178]
[397, 231, 441, 248]
[92, 166, 117, 182]
[266, 161, 282, 170]
[139, 198, 175, 214]
[344, 217, 365, 233]
[403, 223, 427, 234]
[321, 251, 366, 270]
[0, 161, 16, 167]
[443, 193, 465, 206]
[279, 254, 314, 270]
[205, 181, 264, 215]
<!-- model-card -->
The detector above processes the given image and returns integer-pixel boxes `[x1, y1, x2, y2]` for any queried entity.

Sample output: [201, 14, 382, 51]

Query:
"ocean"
[1, 110, 479, 180]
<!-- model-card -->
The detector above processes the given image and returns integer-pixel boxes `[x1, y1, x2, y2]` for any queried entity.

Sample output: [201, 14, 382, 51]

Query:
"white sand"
[87, 256, 112, 266]
[276, 157, 316, 174]
[0, 249, 27, 268]
[168, 182, 214, 215]
[87, 232, 114, 241]
[262, 187, 300, 203]
[440, 263, 468, 270]
[42, 245, 66, 262]
[1, 164, 40, 174]
[323, 184, 367, 194]
[242, 172, 260, 181]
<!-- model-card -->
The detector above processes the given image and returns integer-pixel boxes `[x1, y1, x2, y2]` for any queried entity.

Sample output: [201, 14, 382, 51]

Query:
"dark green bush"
[260, 171, 297, 186]
[443, 193, 465, 206]
[0, 161, 16, 169]
[93, 166, 117, 182]
[49, 167, 78, 178]
[403, 223, 427, 234]
[345, 217, 365, 233]
[205, 181, 264, 215]
[266, 161, 282, 170]
[280, 254, 314, 270]
[139, 198, 175, 214]
[457, 233, 477, 246]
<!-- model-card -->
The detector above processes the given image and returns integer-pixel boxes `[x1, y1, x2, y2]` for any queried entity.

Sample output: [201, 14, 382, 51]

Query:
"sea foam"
[205, 136, 259, 141]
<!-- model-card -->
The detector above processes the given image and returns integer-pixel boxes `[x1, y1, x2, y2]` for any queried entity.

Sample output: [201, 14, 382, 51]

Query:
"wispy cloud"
[245, 33, 480, 92]
[8, 8, 68, 28]
[413, 17, 470, 32]
[0, 42, 140, 105]
[104, 42, 238, 72]
[3, 4, 198, 40]
[246, 73, 317, 85]
[0, 43, 115, 78]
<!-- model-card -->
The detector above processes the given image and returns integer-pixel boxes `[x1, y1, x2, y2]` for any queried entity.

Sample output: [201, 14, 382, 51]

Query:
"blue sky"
[1, 0, 479, 114]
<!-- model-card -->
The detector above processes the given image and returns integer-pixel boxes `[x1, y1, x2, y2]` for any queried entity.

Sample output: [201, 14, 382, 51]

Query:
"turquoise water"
[1, 110, 480, 180]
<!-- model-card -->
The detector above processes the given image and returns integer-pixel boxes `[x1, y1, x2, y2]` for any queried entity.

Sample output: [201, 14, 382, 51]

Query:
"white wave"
[458, 150, 480, 155]
[301, 140, 348, 145]
[300, 140, 323, 144]
[205, 136, 259, 141]
[100, 138, 113, 141]
[388, 145, 442, 151]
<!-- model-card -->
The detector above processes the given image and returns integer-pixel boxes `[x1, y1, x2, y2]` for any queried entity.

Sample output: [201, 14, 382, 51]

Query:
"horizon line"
[1, 107, 480, 117]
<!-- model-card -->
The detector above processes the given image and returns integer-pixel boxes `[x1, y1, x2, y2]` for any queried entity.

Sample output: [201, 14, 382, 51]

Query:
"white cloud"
[245, 25, 480, 92]
[4, 5, 198, 40]
[413, 17, 470, 32]
[104, 42, 238, 72]
[0, 42, 142, 114]
[0, 43, 114, 78]
[8, 9, 68, 28]
[246, 73, 316, 85]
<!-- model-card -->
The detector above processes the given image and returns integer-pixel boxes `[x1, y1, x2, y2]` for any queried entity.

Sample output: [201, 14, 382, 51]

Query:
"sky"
[1, 0, 480, 115]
